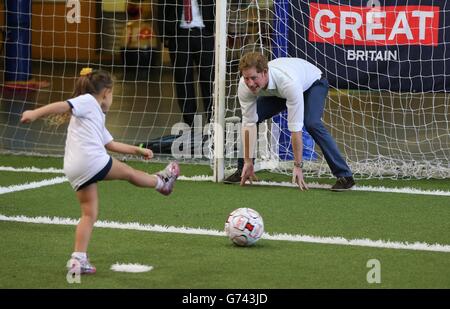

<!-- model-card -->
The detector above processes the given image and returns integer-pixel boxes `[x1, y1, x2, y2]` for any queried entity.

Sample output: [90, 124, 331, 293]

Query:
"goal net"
[218, 0, 450, 179]
[0, 0, 449, 180]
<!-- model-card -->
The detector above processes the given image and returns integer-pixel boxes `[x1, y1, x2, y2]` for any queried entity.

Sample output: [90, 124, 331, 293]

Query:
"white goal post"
[213, 0, 227, 182]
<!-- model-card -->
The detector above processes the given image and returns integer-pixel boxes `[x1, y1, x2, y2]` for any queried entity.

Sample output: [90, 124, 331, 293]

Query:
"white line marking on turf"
[1, 214, 449, 253]
[2, 165, 450, 196]
[0, 177, 67, 195]
[0, 166, 64, 173]
[179, 175, 213, 181]
[251, 180, 450, 196]
[180, 176, 450, 196]
[110, 263, 153, 273]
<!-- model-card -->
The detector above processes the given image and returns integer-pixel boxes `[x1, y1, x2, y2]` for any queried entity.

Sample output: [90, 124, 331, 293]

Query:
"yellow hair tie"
[80, 68, 93, 76]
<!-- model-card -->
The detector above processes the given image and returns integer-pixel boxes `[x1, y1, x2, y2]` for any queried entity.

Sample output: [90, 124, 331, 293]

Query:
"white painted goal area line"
[0, 177, 67, 195]
[1, 214, 449, 253]
[1, 166, 450, 196]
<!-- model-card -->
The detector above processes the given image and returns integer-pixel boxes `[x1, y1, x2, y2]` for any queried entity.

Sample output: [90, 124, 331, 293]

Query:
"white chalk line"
[0, 177, 67, 195]
[1, 166, 449, 196]
[0, 214, 449, 253]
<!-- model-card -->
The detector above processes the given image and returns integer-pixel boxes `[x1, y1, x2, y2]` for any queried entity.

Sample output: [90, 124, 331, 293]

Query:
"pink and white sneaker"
[67, 256, 96, 275]
[156, 161, 180, 196]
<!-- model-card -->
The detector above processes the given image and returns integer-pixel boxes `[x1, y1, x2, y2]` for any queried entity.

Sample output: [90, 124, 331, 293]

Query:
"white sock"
[72, 252, 87, 260]
[155, 175, 164, 190]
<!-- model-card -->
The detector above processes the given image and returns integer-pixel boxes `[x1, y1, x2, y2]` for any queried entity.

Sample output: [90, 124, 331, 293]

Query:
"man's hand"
[292, 166, 308, 190]
[240, 162, 258, 186]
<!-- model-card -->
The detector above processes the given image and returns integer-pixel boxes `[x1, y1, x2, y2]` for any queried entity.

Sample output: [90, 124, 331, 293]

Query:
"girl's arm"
[20, 101, 71, 123]
[105, 141, 153, 160]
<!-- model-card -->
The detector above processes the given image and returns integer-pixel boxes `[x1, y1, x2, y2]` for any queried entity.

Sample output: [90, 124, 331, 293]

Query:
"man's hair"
[239, 52, 268, 74]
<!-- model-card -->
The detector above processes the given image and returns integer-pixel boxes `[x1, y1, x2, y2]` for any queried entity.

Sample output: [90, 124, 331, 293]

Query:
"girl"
[20, 68, 180, 274]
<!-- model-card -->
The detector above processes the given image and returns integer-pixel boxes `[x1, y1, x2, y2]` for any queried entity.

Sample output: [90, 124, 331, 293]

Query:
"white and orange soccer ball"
[225, 208, 264, 246]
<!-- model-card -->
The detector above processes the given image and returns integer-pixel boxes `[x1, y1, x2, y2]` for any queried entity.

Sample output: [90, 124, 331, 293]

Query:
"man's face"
[241, 67, 268, 94]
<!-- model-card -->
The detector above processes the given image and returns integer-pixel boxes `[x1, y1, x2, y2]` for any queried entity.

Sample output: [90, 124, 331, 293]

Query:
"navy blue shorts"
[77, 156, 113, 191]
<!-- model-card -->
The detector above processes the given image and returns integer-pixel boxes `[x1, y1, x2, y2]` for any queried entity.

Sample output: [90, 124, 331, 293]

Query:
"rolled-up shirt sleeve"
[238, 78, 258, 127]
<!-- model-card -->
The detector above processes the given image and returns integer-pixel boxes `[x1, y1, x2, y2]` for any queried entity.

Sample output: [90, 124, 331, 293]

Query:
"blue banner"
[272, 0, 317, 161]
[289, 0, 450, 92]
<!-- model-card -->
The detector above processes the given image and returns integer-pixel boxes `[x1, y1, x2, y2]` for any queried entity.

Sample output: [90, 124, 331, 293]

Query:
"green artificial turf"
[1, 154, 449, 288]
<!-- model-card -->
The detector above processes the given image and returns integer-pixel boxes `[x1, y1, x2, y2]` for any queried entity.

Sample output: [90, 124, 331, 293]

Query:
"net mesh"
[0, 0, 449, 179]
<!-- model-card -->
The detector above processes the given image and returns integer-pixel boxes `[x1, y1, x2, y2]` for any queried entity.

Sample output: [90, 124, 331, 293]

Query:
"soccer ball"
[225, 208, 264, 246]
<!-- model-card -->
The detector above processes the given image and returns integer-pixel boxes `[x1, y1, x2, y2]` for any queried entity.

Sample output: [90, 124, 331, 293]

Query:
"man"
[224, 52, 355, 191]
[158, 0, 215, 127]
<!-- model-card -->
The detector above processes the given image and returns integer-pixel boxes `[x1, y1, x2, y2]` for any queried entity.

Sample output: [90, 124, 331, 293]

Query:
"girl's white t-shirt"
[64, 93, 113, 190]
